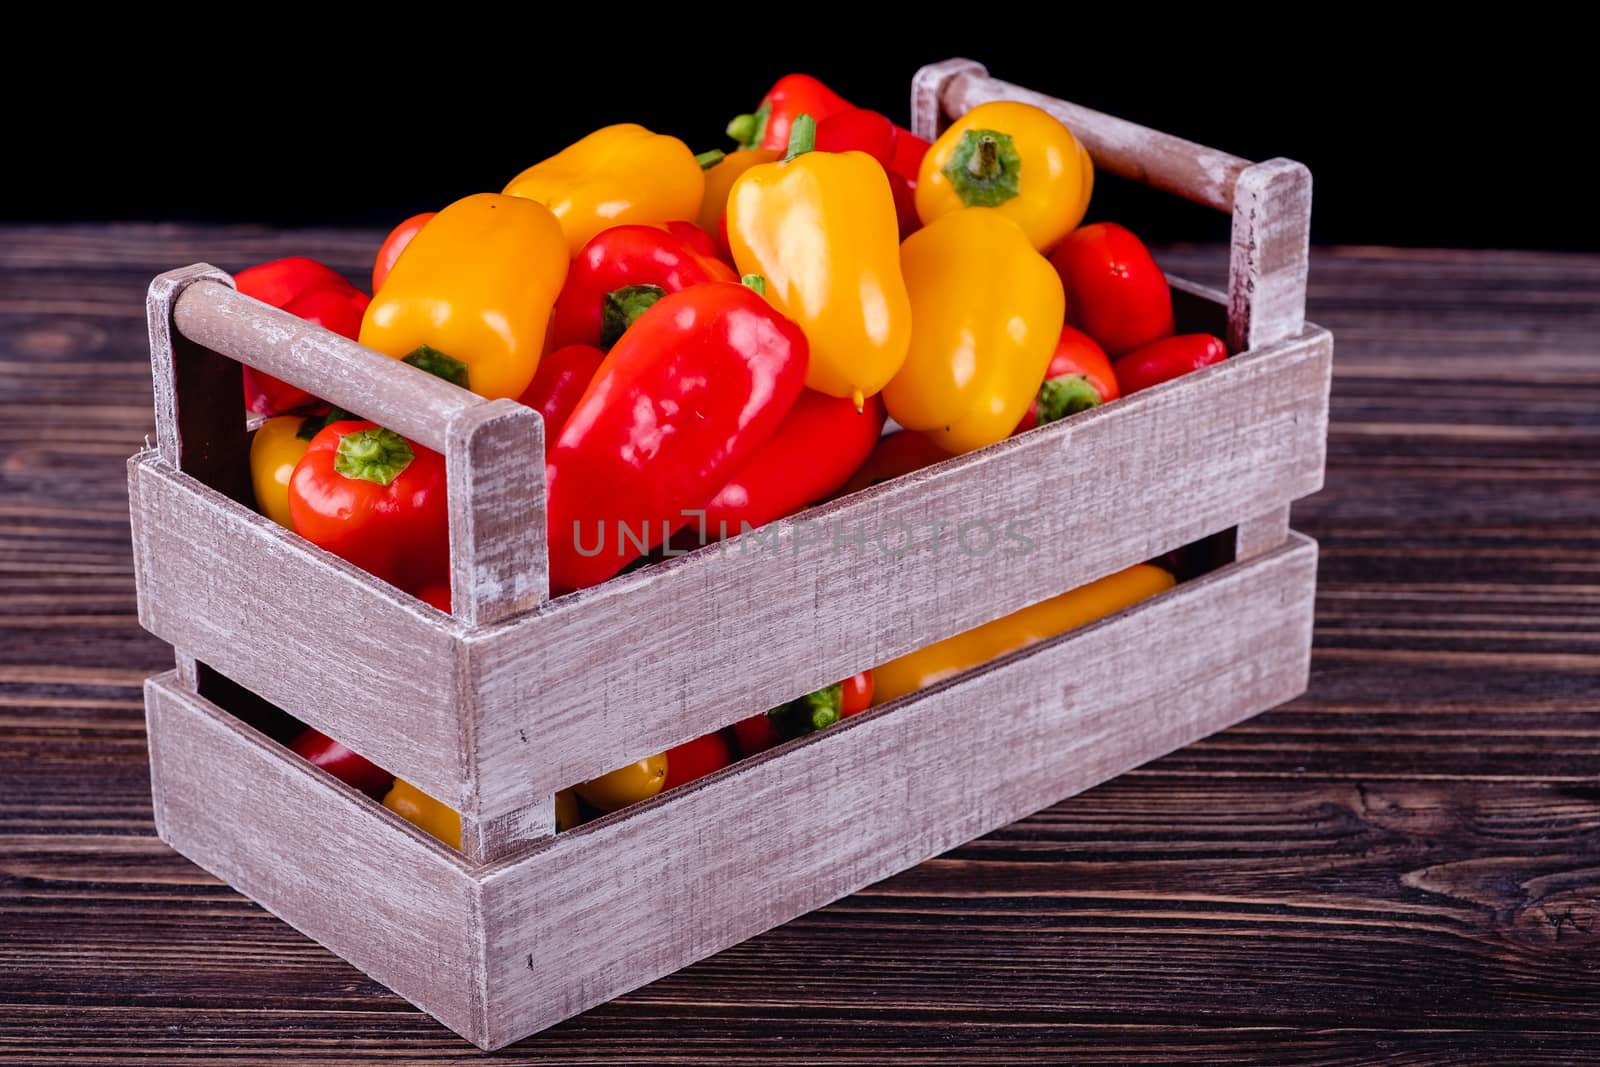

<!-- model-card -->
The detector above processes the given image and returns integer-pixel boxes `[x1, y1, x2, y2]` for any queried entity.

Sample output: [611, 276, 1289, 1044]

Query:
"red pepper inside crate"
[1049, 223, 1175, 357]
[1112, 333, 1228, 394]
[234, 258, 370, 415]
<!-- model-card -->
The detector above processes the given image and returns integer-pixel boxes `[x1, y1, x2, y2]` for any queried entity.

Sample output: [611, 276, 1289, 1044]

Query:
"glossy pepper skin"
[249, 415, 312, 528]
[550, 225, 737, 350]
[697, 149, 781, 250]
[575, 755, 668, 812]
[371, 211, 435, 293]
[728, 116, 911, 403]
[544, 282, 809, 594]
[384, 779, 460, 849]
[696, 390, 885, 539]
[727, 73, 854, 152]
[816, 108, 930, 238]
[515, 343, 603, 443]
[235, 261, 369, 416]
[874, 564, 1176, 705]
[288, 420, 449, 593]
[662, 730, 735, 790]
[504, 124, 705, 255]
[917, 101, 1094, 252]
[1113, 334, 1228, 394]
[884, 210, 1065, 454]
[360, 193, 567, 402]
[1050, 223, 1174, 355]
[289, 728, 393, 797]
[1013, 325, 1121, 434]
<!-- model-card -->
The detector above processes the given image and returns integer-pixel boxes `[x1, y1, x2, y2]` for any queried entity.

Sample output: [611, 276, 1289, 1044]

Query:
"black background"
[13, 25, 1593, 251]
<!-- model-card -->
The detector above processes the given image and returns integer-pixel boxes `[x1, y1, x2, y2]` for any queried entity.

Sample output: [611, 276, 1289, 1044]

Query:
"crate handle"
[147, 266, 548, 628]
[911, 59, 1312, 353]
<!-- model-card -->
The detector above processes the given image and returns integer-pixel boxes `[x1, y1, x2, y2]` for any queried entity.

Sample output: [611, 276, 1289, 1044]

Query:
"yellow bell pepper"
[360, 193, 567, 402]
[249, 415, 311, 529]
[504, 124, 705, 255]
[383, 779, 461, 849]
[727, 116, 911, 405]
[697, 148, 781, 237]
[884, 209, 1065, 454]
[574, 754, 668, 813]
[874, 564, 1176, 705]
[916, 101, 1094, 252]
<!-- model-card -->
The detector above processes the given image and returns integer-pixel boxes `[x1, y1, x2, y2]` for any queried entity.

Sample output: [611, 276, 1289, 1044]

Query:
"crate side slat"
[130, 453, 468, 804]
[144, 673, 485, 1045]
[476, 535, 1318, 1047]
[468, 328, 1331, 809]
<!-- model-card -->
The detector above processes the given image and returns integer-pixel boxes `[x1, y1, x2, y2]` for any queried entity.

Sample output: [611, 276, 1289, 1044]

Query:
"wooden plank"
[142, 672, 486, 1046]
[170, 277, 478, 455]
[128, 452, 469, 805]
[1229, 158, 1314, 352]
[467, 327, 1332, 810]
[1235, 504, 1292, 561]
[147, 266, 251, 504]
[476, 535, 1319, 1048]
[917, 61, 1253, 213]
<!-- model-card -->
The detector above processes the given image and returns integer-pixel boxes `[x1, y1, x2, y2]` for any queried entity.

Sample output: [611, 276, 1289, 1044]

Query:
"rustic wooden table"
[2, 227, 1597, 1065]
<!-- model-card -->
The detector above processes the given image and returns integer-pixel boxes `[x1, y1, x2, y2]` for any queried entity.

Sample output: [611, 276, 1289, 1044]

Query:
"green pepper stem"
[403, 344, 469, 389]
[695, 149, 726, 170]
[601, 284, 666, 349]
[968, 136, 1001, 180]
[1036, 374, 1103, 424]
[333, 427, 414, 486]
[740, 274, 767, 295]
[783, 114, 817, 162]
[941, 128, 1022, 208]
[726, 100, 771, 151]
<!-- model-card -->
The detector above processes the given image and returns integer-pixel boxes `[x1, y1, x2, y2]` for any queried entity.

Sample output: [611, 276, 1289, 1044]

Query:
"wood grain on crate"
[142, 535, 1316, 1049]
[2, 227, 1599, 1064]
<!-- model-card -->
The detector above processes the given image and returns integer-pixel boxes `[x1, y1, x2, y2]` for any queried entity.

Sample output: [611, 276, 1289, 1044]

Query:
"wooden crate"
[130, 58, 1332, 1050]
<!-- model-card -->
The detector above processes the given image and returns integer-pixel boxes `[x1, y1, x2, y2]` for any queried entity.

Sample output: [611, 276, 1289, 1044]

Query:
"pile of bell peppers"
[227, 70, 1232, 845]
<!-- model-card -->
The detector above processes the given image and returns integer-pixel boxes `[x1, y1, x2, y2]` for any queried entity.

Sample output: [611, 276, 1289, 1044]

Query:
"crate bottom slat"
[145, 533, 1317, 1050]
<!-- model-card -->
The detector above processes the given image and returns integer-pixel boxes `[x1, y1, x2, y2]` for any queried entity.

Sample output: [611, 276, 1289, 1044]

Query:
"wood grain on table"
[2, 227, 1598, 1066]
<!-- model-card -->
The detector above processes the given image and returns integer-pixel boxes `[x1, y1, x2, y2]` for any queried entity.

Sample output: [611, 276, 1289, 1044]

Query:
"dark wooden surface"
[2, 227, 1598, 1065]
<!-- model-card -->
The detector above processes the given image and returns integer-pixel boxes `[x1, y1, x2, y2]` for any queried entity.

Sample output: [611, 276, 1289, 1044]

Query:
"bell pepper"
[235, 259, 369, 416]
[288, 419, 449, 594]
[555, 788, 581, 832]
[732, 670, 872, 757]
[874, 564, 1176, 705]
[1013, 325, 1121, 434]
[371, 211, 435, 292]
[550, 225, 738, 351]
[359, 193, 567, 401]
[544, 280, 808, 594]
[662, 219, 725, 263]
[515, 343, 603, 442]
[840, 670, 874, 716]
[383, 779, 460, 849]
[575, 754, 668, 813]
[916, 101, 1094, 252]
[838, 430, 950, 496]
[883, 209, 1065, 455]
[816, 108, 930, 238]
[1114, 334, 1228, 394]
[697, 149, 781, 251]
[289, 728, 394, 797]
[504, 124, 705, 255]
[696, 390, 886, 539]
[1050, 222, 1175, 356]
[662, 730, 735, 791]
[726, 73, 854, 152]
[249, 415, 311, 529]
[727, 116, 911, 405]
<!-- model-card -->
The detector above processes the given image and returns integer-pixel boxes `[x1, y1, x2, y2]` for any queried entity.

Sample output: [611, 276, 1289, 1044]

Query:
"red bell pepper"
[289, 728, 394, 796]
[1013, 325, 1122, 434]
[235, 258, 370, 416]
[839, 670, 874, 717]
[544, 281, 808, 594]
[662, 220, 725, 263]
[372, 211, 436, 292]
[695, 390, 885, 539]
[515, 343, 604, 443]
[727, 73, 854, 152]
[662, 730, 736, 790]
[815, 108, 930, 238]
[1049, 223, 1175, 356]
[838, 429, 950, 496]
[288, 420, 449, 593]
[1113, 334, 1228, 394]
[550, 225, 738, 351]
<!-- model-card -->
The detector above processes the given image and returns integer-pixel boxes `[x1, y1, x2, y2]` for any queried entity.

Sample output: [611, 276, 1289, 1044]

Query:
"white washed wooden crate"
[130, 58, 1332, 1050]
